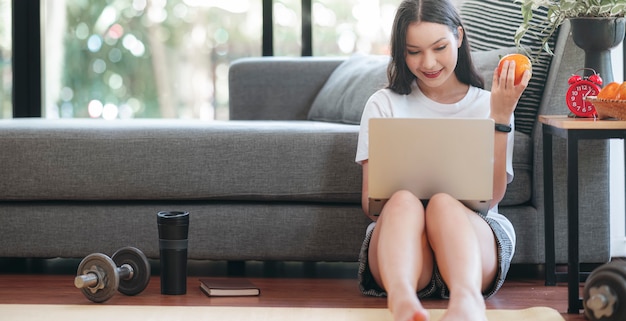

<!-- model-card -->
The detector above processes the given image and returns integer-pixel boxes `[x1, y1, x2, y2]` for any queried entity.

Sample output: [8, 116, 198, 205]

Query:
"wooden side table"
[540, 115, 626, 314]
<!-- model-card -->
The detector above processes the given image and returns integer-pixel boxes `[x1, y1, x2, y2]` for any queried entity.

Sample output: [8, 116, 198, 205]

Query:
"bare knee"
[425, 193, 460, 214]
[378, 190, 426, 234]
[390, 189, 421, 203]
[424, 193, 470, 228]
[383, 190, 424, 214]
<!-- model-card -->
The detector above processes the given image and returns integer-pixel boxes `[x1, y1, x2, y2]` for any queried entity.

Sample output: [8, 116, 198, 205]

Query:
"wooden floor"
[0, 258, 590, 320]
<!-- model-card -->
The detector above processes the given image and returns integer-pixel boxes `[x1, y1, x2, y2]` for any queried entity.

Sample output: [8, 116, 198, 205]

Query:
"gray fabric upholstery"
[1, 119, 361, 203]
[0, 11, 611, 265]
[532, 20, 611, 264]
[306, 47, 518, 125]
[0, 119, 370, 261]
[308, 54, 389, 124]
[229, 57, 343, 120]
[500, 132, 532, 206]
[221, 17, 610, 264]
[0, 202, 370, 261]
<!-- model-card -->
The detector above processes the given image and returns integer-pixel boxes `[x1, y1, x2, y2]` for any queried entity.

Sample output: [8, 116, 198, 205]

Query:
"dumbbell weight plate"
[76, 253, 119, 303]
[112, 246, 151, 296]
[583, 261, 626, 321]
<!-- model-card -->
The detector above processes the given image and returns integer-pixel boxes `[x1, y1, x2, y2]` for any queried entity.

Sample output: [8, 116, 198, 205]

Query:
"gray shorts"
[358, 213, 514, 299]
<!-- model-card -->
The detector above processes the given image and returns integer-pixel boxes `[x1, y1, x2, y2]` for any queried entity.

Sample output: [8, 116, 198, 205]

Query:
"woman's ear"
[456, 26, 464, 48]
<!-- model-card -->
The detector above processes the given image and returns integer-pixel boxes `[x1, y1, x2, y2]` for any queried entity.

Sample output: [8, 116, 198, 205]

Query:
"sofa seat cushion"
[0, 119, 362, 203]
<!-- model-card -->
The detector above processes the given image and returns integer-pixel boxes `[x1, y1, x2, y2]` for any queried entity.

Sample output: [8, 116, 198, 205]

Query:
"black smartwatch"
[494, 123, 512, 133]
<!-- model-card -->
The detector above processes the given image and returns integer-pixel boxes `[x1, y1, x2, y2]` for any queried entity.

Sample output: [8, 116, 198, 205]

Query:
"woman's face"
[404, 21, 463, 90]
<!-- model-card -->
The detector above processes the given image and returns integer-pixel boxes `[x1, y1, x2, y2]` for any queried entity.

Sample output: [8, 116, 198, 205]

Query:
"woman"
[354, 1, 531, 320]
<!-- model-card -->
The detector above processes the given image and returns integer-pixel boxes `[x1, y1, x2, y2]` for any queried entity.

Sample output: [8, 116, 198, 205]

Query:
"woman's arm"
[491, 129, 509, 206]
[489, 60, 531, 206]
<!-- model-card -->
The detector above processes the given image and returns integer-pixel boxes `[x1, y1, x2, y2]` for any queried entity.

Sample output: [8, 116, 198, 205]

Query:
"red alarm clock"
[566, 68, 603, 118]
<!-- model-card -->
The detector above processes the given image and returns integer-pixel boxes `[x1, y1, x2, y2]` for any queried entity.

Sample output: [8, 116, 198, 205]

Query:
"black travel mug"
[157, 211, 189, 295]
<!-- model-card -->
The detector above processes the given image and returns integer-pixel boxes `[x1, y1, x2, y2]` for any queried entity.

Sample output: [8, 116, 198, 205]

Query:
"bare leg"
[425, 193, 498, 321]
[368, 190, 435, 321]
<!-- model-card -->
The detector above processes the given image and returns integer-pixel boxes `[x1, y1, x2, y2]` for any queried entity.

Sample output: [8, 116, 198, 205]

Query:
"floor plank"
[0, 275, 587, 320]
[0, 259, 589, 320]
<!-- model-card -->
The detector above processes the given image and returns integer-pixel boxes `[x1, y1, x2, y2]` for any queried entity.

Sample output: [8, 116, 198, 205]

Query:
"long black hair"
[387, 0, 484, 95]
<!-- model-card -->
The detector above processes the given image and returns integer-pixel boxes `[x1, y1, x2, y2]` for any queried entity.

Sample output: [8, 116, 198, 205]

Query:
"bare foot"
[387, 286, 430, 321]
[439, 290, 487, 321]
[411, 310, 429, 321]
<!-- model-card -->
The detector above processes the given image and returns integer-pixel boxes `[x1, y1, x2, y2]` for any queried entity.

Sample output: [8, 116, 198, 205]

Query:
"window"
[273, 0, 301, 56]
[0, 0, 11, 119]
[44, 0, 261, 120]
[313, 0, 396, 56]
[41, 0, 397, 121]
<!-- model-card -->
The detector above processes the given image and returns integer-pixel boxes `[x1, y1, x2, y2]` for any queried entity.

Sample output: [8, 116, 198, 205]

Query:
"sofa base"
[0, 201, 370, 261]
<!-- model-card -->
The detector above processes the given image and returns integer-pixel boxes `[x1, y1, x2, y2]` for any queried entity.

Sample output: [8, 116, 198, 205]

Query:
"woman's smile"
[422, 69, 442, 79]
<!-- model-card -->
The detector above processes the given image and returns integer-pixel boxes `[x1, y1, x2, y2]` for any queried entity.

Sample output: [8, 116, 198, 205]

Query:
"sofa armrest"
[228, 57, 344, 120]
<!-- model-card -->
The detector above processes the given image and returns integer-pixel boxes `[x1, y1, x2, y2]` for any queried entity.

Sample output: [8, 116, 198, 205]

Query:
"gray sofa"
[0, 19, 611, 266]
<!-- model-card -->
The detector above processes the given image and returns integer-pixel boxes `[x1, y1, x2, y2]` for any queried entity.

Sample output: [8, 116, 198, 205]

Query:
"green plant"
[515, 0, 626, 56]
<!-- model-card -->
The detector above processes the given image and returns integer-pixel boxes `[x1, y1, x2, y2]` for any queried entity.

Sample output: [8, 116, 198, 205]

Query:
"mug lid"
[157, 211, 189, 224]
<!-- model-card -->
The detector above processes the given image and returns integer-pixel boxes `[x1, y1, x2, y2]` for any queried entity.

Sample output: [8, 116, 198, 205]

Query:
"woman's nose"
[421, 52, 436, 69]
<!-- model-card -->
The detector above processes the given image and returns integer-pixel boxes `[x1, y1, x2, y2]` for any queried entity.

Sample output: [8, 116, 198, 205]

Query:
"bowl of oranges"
[586, 81, 626, 120]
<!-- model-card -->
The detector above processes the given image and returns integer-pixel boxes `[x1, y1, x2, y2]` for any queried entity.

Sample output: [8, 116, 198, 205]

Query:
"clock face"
[566, 79, 601, 117]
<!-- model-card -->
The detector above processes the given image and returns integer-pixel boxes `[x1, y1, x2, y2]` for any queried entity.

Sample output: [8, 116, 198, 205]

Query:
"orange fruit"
[598, 81, 620, 99]
[616, 82, 626, 100]
[497, 53, 532, 85]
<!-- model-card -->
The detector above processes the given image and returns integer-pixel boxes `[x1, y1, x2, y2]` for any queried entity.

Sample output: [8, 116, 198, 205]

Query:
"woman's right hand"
[489, 60, 531, 123]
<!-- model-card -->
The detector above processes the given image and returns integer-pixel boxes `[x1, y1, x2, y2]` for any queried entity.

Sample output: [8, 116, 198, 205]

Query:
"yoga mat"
[0, 304, 565, 321]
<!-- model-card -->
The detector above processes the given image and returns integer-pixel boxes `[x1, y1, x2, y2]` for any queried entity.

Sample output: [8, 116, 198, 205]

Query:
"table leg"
[567, 136, 582, 314]
[543, 126, 556, 286]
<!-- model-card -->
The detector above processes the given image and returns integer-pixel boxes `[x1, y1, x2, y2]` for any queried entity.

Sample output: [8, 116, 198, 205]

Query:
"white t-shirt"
[355, 81, 516, 254]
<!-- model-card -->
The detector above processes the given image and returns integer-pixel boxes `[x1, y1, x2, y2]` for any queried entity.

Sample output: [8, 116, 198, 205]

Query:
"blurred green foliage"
[4, 0, 397, 120]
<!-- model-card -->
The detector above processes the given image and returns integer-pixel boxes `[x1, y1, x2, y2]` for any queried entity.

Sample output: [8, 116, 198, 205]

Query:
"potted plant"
[515, 0, 626, 83]
[515, 0, 626, 54]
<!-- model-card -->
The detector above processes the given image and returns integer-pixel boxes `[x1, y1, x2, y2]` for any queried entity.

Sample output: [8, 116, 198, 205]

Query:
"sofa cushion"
[472, 47, 519, 91]
[0, 119, 362, 203]
[307, 54, 389, 125]
[307, 47, 518, 125]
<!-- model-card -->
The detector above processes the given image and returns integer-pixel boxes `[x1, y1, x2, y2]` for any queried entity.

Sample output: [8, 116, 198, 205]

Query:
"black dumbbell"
[583, 260, 626, 321]
[74, 246, 151, 303]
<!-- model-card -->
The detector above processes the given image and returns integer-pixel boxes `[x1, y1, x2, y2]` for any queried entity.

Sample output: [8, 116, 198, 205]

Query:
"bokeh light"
[44, 0, 397, 120]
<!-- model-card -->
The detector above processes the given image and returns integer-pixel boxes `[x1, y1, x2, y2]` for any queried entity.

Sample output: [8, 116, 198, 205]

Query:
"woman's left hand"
[490, 60, 531, 123]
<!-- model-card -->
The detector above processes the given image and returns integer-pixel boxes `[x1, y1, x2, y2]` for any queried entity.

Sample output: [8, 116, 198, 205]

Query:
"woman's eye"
[435, 45, 447, 51]
[407, 50, 420, 55]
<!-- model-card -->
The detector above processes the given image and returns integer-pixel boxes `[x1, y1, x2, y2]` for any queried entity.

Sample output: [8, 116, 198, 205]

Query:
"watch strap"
[494, 123, 512, 133]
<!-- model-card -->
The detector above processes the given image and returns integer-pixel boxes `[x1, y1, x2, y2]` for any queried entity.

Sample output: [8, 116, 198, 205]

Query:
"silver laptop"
[368, 118, 494, 216]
